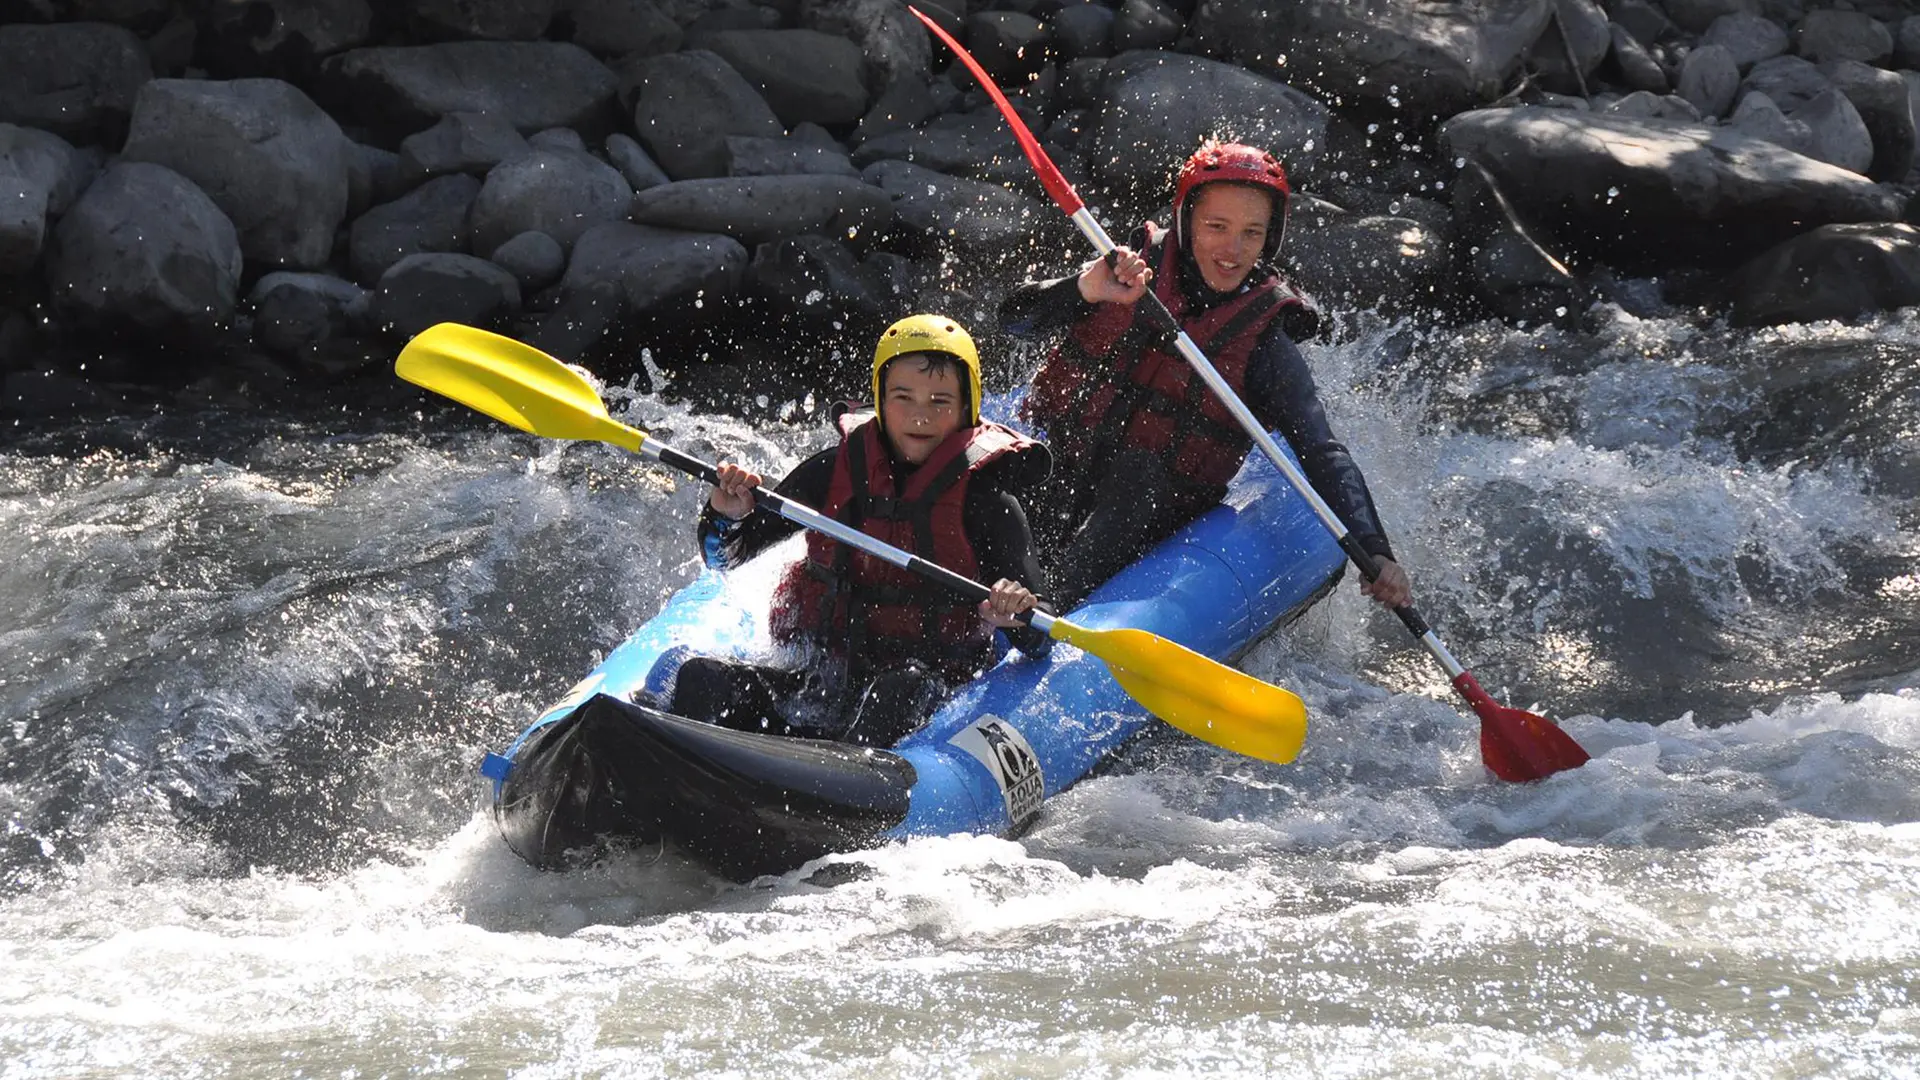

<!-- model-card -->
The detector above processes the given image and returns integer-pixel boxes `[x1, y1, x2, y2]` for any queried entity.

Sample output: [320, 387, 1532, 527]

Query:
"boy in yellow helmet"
[671, 314, 1054, 745]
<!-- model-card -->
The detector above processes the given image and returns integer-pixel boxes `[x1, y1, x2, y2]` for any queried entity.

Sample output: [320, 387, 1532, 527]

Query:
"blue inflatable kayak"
[483, 445, 1346, 880]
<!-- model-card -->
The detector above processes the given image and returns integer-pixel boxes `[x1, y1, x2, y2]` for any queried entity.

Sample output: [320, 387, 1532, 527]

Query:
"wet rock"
[322, 41, 620, 139]
[1729, 91, 1813, 157]
[1794, 88, 1874, 176]
[1528, 0, 1609, 96]
[560, 220, 749, 313]
[350, 142, 407, 213]
[1113, 0, 1183, 54]
[0, 183, 46, 276]
[725, 136, 861, 178]
[1677, 44, 1741, 118]
[403, 0, 556, 42]
[798, 0, 930, 88]
[1899, 16, 1920, 71]
[0, 125, 94, 217]
[46, 162, 242, 334]
[626, 50, 784, 180]
[0, 22, 153, 143]
[1607, 26, 1671, 94]
[1052, 4, 1115, 61]
[851, 108, 1021, 177]
[693, 29, 870, 127]
[469, 147, 633, 256]
[1439, 106, 1902, 269]
[1287, 211, 1454, 315]
[528, 128, 586, 153]
[372, 252, 521, 338]
[397, 111, 531, 183]
[488, 230, 566, 293]
[559, 0, 683, 57]
[1729, 222, 1920, 326]
[199, 0, 374, 82]
[630, 175, 893, 247]
[348, 173, 480, 285]
[121, 78, 352, 270]
[247, 271, 369, 354]
[746, 233, 892, 320]
[1187, 0, 1553, 121]
[1089, 51, 1328, 207]
[1605, 91, 1703, 123]
[605, 134, 671, 193]
[962, 11, 1049, 87]
[1663, 0, 1759, 34]
[1741, 54, 1833, 114]
[1609, 0, 1677, 46]
[852, 76, 938, 146]
[1701, 13, 1788, 70]
[1794, 10, 1893, 67]
[1450, 160, 1581, 324]
[860, 159, 1049, 250]
[1820, 60, 1915, 182]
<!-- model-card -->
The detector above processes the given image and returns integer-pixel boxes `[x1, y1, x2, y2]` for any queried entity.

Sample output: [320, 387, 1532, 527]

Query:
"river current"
[2, 304, 1916, 1077]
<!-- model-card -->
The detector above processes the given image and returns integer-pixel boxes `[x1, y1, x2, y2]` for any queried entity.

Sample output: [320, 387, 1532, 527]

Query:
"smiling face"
[878, 355, 966, 465]
[1187, 183, 1274, 292]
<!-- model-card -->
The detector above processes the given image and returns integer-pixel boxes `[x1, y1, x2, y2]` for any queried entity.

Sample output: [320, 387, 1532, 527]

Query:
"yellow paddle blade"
[1049, 622, 1307, 764]
[394, 323, 645, 452]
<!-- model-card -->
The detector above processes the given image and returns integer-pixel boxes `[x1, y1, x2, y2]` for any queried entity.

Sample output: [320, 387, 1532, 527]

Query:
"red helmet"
[1173, 141, 1291, 260]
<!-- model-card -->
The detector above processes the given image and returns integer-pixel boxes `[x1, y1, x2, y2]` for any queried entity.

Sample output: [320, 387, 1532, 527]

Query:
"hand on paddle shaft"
[396, 322, 1313, 766]
[910, 4, 1590, 781]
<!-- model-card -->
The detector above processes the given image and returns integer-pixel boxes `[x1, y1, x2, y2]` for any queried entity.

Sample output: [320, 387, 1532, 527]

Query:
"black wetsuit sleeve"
[1242, 327, 1396, 562]
[1001, 225, 1154, 337]
[964, 480, 1055, 659]
[696, 447, 835, 568]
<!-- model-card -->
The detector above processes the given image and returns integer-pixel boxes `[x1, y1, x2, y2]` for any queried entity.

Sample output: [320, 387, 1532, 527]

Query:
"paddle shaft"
[641, 439, 1060, 634]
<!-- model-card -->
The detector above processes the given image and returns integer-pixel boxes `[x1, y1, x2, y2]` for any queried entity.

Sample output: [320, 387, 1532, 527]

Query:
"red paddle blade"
[907, 5, 1085, 215]
[1453, 674, 1590, 781]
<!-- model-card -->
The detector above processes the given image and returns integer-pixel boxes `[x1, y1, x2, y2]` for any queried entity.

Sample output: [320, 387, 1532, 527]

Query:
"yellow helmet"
[872, 313, 982, 426]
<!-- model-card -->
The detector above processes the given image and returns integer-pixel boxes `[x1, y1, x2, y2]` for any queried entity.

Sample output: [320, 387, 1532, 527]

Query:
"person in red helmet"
[1002, 140, 1413, 609]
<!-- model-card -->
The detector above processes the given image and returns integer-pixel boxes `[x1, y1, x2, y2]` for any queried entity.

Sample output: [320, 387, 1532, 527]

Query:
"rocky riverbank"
[3, 0, 1918, 417]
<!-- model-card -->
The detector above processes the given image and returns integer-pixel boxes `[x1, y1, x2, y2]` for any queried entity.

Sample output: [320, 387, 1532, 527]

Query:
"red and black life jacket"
[771, 410, 1044, 684]
[1022, 223, 1318, 508]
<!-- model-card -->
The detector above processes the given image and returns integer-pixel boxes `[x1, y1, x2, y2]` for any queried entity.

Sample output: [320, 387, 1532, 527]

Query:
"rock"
[247, 271, 369, 354]
[1729, 91, 1813, 157]
[1607, 24, 1670, 93]
[348, 173, 481, 285]
[798, 0, 930, 88]
[851, 108, 1022, 177]
[1741, 54, 1834, 113]
[120, 78, 352, 270]
[1609, 0, 1676, 46]
[528, 128, 586, 153]
[684, 6, 780, 35]
[402, 0, 556, 42]
[1701, 13, 1788, 70]
[1729, 222, 1920, 325]
[1820, 60, 1916, 182]
[725, 136, 861, 177]
[0, 124, 94, 217]
[372, 252, 521, 338]
[322, 41, 620, 139]
[1529, 0, 1609, 96]
[1186, 0, 1554, 121]
[488, 230, 566, 292]
[860, 158, 1051, 250]
[1113, 0, 1183, 53]
[469, 147, 634, 256]
[963, 11, 1050, 86]
[46, 162, 242, 335]
[1286, 212, 1453, 314]
[1450, 160, 1581, 324]
[1663, 0, 1759, 34]
[1089, 51, 1328, 208]
[1439, 106, 1902, 269]
[1791, 88, 1875, 176]
[1900, 16, 1920, 71]
[0, 182, 47, 276]
[630, 175, 894, 247]
[397, 111, 531, 183]
[852, 76, 938, 146]
[0, 23, 153, 143]
[64, 0, 174, 33]
[351, 142, 408, 211]
[693, 29, 870, 127]
[746, 232, 892, 320]
[560, 220, 749, 313]
[1052, 4, 1115, 61]
[626, 50, 785, 180]
[1677, 43, 1741, 118]
[1605, 91, 1703, 123]
[605, 134, 671, 193]
[199, 0, 374, 82]
[1795, 11, 1893, 67]
[560, 0, 683, 57]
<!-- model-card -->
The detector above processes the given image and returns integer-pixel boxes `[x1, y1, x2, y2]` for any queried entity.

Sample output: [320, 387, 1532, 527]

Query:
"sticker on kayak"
[950, 715, 1044, 829]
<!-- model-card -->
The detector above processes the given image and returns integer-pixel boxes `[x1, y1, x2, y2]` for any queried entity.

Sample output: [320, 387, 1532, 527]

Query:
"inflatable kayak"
[481, 447, 1346, 880]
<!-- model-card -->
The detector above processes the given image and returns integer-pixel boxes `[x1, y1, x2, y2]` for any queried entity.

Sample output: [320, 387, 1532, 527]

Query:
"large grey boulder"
[1677, 44, 1741, 118]
[1794, 10, 1893, 67]
[1701, 12, 1788, 70]
[0, 181, 47, 277]
[1053, 4, 1116, 61]
[372, 252, 521, 338]
[201, 0, 374, 80]
[1794, 89, 1875, 176]
[626, 51, 785, 180]
[562, 0, 683, 57]
[0, 125, 95, 218]
[1663, 0, 1758, 34]
[798, 0, 931, 87]
[1821, 60, 1916, 182]
[0, 23, 153, 142]
[1187, 0, 1553, 120]
[120, 78, 351, 270]
[401, 0, 555, 42]
[397, 111, 531, 183]
[746, 233, 901, 321]
[488, 230, 566, 293]
[247, 271, 369, 355]
[851, 108, 1022, 176]
[1528, 0, 1609, 96]
[694, 30, 870, 127]
[1439, 106, 1902, 268]
[1742, 55, 1833, 113]
[1286, 210, 1452, 315]
[629, 176, 894, 247]
[469, 148, 633, 256]
[1729, 91, 1814, 157]
[348, 172, 481, 285]
[323, 42, 619, 137]
[1089, 51, 1329, 206]
[46, 162, 242, 334]
[560, 220, 749, 313]
[961, 11, 1050, 86]
[861, 159, 1050, 250]
[1607, 24, 1670, 94]
[725, 137, 861, 178]
[605, 134, 671, 192]
[1729, 222, 1920, 325]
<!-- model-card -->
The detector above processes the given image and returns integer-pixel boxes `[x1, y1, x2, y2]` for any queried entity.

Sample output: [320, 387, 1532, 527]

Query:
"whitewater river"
[2, 306, 1916, 1077]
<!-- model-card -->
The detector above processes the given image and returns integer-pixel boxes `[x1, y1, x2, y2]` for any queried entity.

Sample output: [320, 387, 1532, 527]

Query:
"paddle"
[910, 6, 1590, 781]
[395, 322, 1310, 765]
